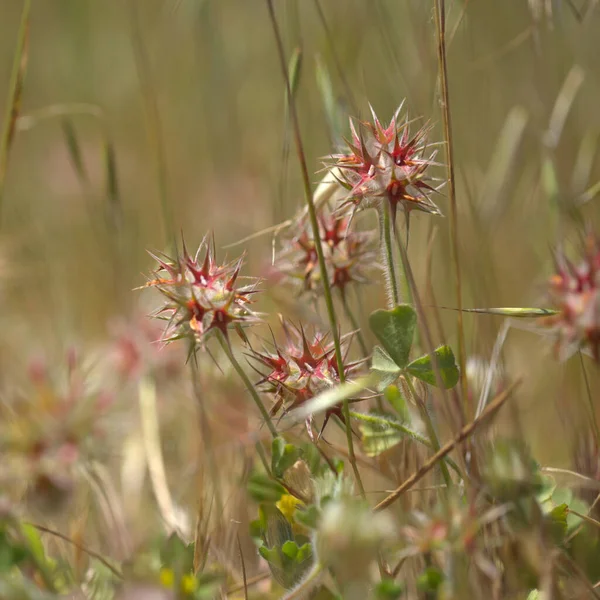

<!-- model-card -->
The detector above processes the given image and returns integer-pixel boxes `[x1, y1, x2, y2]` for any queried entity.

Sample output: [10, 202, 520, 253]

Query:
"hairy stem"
[218, 332, 278, 439]
[380, 202, 400, 308]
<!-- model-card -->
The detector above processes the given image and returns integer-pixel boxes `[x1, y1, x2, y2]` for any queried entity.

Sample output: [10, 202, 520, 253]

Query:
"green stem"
[217, 332, 278, 439]
[380, 202, 400, 308]
[265, 0, 365, 497]
[404, 376, 452, 489]
[340, 290, 369, 358]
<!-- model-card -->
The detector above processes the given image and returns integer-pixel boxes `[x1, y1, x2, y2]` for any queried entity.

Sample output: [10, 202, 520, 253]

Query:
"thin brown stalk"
[433, 0, 468, 413]
[374, 380, 520, 512]
[236, 534, 249, 600]
[265, 0, 365, 497]
[27, 522, 123, 579]
[0, 0, 30, 229]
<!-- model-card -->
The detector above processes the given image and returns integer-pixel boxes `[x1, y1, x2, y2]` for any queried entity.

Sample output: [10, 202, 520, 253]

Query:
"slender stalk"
[129, 0, 175, 251]
[26, 522, 123, 579]
[404, 376, 452, 489]
[217, 332, 278, 439]
[433, 0, 468, 411]
[340, 290, 369, 358]
[380, 202, 400, 308]
[265, 0, 364, 496]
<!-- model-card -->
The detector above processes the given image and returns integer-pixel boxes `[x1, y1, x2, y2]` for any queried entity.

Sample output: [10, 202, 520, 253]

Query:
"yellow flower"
[276, 493, 303, 523]
[159, 568, 175, 589]
[181, 573, 197, 595]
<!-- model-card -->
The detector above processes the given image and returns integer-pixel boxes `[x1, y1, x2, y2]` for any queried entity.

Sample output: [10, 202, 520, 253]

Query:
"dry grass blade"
[0, 0, 31, 228]
[138, 377, 184, 535]
[374, 379, 521, 512]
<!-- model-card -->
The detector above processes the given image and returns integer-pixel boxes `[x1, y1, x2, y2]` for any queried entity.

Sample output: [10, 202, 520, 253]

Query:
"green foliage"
[247, 473, 287, 503]
[383, 384, 409, 421]
[374, 579, 404, 599]
[271, 438, 304, 478]
[406, 345, 460, 389]
[369, 305, 460, 390]
[368, 305, 416, 369]
[416, 567, 444, 593]
[371, 346, 401, 390]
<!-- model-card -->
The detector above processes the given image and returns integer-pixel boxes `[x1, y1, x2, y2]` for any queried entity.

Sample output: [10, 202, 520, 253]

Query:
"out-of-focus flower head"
[250, 319, 363, 440]
[328, 104, 442, 223]
[0, 349, 114, 510]
[540, 234, 600, 361]
[142, 235, 261, 348]
[109, 312, 185, 383]
[271, 204, 379, 298]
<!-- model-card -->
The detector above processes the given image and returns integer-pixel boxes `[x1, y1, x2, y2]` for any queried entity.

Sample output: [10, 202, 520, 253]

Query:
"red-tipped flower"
[143, 236, 261, 346]
[273, 205, 379, 298]
[250, 319, 363, 439]
[329, 104, 442, 223]
[541, 234, 600, 361]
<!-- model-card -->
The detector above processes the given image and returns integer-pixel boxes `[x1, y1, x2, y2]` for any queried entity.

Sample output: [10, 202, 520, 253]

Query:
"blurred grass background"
[1, 0, 600, 473]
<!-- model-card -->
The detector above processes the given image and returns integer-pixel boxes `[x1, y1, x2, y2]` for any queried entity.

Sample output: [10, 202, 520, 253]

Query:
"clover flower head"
[540, 234, 600, 361]
[250, 319, 363, 439]
[143, 235, 261, 347]
[328, 103, 442, 223]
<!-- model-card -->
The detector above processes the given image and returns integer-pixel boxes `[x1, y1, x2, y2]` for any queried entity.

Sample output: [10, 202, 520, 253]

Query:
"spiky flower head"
[250, 319, 363, 440]
[540, 234, 600, 361]
[142, 236, 261, 347]
[329, 103, 442, 223]
[272, 205, 379, 298]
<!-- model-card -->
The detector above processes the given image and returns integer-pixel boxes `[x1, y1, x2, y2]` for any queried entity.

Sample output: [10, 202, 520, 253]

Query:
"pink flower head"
[250, 319, 364, 440]
[541, 234, 600, 361]
[273, 205, 379, 298]
[329, 104, 442, 223]
[142, 235, 261, 347]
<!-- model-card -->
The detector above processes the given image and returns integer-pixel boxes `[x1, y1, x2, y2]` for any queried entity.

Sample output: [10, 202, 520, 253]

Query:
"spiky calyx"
[273, 206, 379, 298]
[142, 236, 261, 347]
[250, 320, 363, 440]
[328, 104, 442, 223]
[541, 235, 600, 361]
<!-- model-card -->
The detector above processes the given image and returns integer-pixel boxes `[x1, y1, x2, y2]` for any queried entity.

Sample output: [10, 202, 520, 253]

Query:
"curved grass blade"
[0, 0, 31, 227]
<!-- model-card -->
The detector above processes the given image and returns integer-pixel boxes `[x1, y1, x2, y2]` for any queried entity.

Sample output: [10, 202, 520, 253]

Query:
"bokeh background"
[1, 0, 600, 531]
